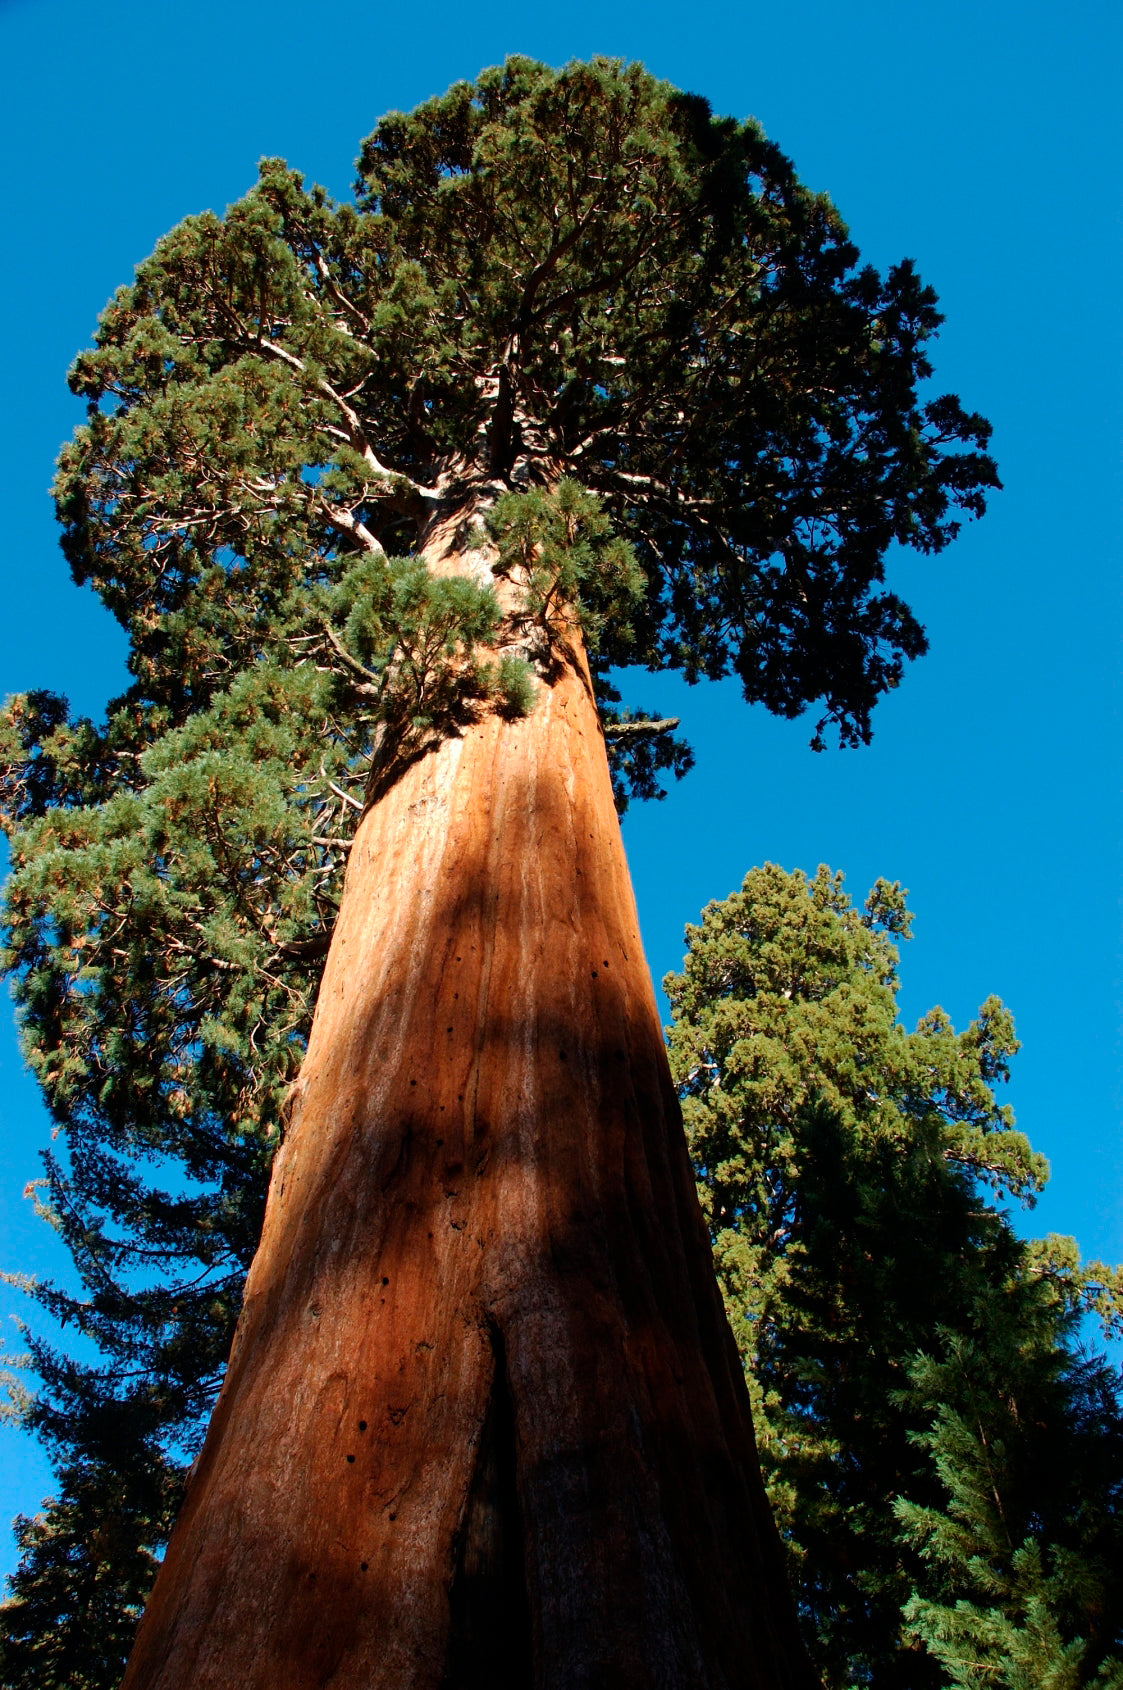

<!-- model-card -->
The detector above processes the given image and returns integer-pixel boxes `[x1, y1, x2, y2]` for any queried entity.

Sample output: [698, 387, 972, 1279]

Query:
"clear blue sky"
[0, 0, 1119, 1578]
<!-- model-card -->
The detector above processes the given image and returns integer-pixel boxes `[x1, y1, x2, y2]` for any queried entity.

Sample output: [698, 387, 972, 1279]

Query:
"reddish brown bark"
[121, 516, 819, 1690]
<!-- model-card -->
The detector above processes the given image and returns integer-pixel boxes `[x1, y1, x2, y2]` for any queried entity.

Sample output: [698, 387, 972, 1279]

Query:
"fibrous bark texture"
[121, 524, 817, 1690]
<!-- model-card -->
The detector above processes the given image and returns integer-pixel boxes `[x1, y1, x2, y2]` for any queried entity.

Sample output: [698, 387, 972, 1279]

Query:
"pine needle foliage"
[896, 1333, 1123, 1690]
[0, 1462, 173, 1690]
[2, 55, 999, 1682]
[665, 864, 1123, 1689]
[486, 477, 645, 659]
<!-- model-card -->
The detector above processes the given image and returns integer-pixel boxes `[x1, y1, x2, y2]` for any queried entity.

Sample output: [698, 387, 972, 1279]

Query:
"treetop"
[56, 55, 998, 755]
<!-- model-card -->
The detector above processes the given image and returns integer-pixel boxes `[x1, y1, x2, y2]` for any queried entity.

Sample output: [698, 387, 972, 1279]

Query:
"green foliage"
[332, 552, 500, 704]
[666, 863, 1039, 1268]
[1025, 1234, 1123, 1346]
[896, 1332, 1123, 1690]
[324, 549, 530, 795]
[491, 653, 537, 719]
[665, 864, 1123, 1688]
[57, 56, 996, 755]
[0, 1461, 175, 1690]
[486, 478, 645, 657]
[350, 56, 998, 745]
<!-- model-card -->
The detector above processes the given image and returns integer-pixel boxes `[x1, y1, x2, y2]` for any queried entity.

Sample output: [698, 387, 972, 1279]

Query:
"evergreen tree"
[665, 863, 1123, 1688]
[0, 1459, 173, 1690]
[1, 58, 997, 1689]
[897, 1329, 1123, 1690]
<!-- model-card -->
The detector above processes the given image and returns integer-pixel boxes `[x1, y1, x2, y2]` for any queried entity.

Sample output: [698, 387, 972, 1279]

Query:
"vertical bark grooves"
[121, 536, 819, 1690]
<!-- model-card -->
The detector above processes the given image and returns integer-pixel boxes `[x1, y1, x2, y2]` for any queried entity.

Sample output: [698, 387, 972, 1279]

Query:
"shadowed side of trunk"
[443, 1323, 533, 1688]
[120, 532, 818, 1690]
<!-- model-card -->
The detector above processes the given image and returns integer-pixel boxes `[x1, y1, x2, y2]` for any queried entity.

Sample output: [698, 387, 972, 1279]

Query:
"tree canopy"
[56, 54, 995, 749]
[665, 864, 1123, 1689]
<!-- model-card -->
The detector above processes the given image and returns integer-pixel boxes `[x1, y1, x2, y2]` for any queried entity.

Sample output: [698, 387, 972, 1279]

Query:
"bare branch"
[602, 716, 681, 742]
[326, 777, 364, 813]
[318, 498, 387, 558]
[271, 928, 336, 968]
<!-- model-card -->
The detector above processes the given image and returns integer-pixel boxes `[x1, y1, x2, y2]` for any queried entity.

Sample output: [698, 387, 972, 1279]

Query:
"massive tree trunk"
[121, 504, 818, 1690]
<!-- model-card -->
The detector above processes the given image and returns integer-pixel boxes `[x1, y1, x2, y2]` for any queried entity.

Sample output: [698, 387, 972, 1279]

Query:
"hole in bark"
[382, 1277, 390, 1286]
[361, 1562, 368, 1572]
[444, 1326, 532, 1689]
[347, 1454, 355, 1464]
[359, 1421, 367, 1431]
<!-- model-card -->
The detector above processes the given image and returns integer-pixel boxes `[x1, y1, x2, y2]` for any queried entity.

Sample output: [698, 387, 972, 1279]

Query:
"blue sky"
[0, 0, 1119, 1579]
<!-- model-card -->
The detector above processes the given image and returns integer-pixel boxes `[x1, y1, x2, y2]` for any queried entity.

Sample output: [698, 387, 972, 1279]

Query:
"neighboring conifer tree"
[665, 863, 1123, 1689]
[897, 1328, 1123, 1690]
[1, 59, 998, 1689]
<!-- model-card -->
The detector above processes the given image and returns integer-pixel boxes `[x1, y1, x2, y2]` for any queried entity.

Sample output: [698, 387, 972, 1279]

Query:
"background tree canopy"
[666, 864, 1123, 1689]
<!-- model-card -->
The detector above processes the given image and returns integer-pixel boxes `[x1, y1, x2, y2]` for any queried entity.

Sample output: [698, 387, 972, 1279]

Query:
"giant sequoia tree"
[1, 57, 998, 1690]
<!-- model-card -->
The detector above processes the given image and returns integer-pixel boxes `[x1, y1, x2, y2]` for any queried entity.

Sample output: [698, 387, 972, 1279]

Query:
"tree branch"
[318, 622, 383, 694]
[318, 498, 387, 557]
[602, 716, 680, 741]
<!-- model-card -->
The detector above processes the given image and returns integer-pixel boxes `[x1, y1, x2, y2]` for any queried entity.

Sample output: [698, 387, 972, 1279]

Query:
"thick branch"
[602, 716, 680, 742]
[318, 498, 387, 558]
[275, 930, 336, 962]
